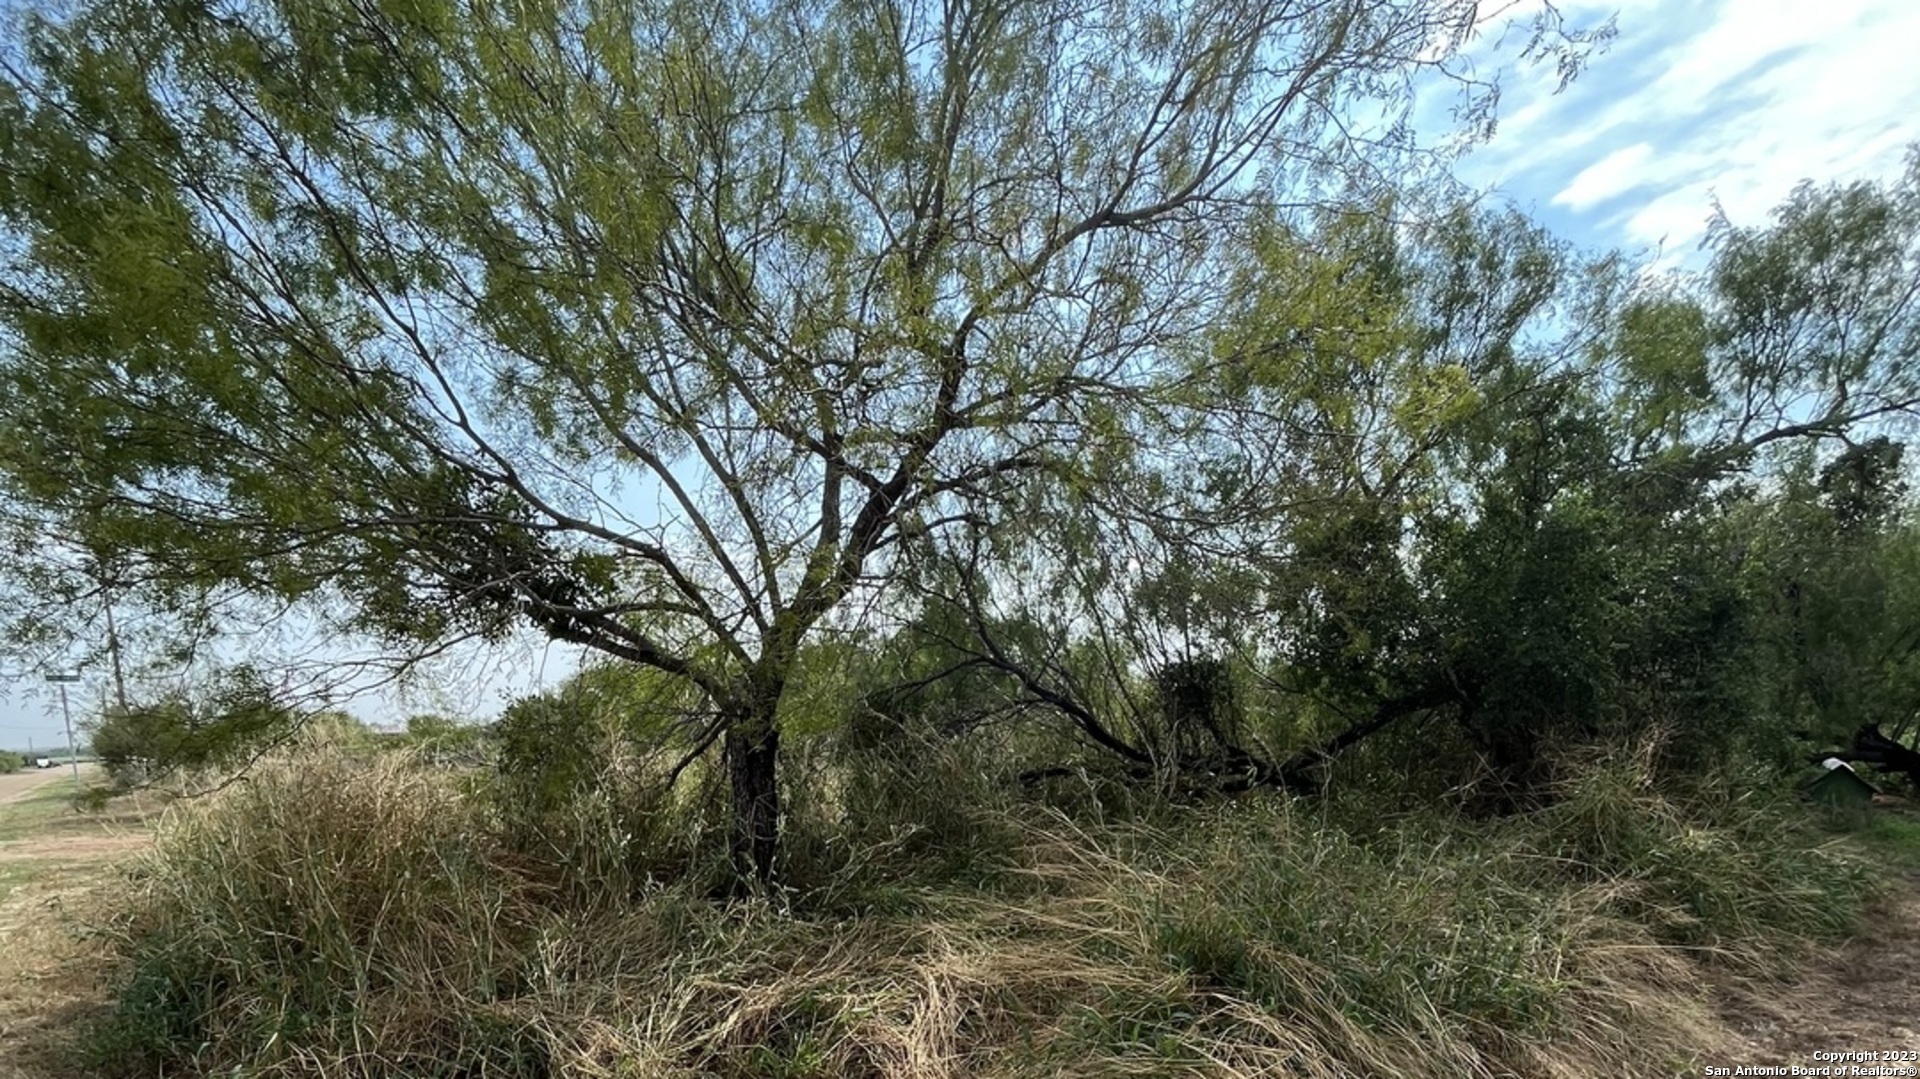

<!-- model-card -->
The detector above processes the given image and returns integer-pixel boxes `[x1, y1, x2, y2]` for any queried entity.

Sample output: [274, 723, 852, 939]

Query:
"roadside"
[0, 767, 150, 871]
[1711, 809, 1920, 1072]
[0, 765, 87, 808]
[0, 765, 154, 898]
[0, 767, 153, 1077]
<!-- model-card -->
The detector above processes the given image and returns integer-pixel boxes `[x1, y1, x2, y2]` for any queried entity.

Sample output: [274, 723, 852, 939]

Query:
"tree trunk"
[725, 701, 782, 891]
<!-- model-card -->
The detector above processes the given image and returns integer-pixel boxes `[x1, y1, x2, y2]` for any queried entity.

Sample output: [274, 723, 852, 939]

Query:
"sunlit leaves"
[1705, 153, 1920, 436]
[1609, 293, 1713, 452]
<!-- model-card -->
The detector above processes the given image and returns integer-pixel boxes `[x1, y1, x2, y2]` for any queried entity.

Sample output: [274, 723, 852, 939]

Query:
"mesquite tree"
[0, 0, 1550, 884]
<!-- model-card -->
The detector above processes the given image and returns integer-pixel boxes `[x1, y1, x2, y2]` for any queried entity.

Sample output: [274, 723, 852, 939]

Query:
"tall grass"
[89, 746, 546, 1074]
[1516, 744, 1868, 960]
[85, 736, 1874, 1078]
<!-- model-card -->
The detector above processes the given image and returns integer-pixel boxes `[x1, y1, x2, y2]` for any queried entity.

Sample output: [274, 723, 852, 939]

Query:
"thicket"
[46, 113, 1920, 1079]
[86, 668, 300, 788]
[78, 422, 1920, 1074]
[86, 723, 1873, 1079]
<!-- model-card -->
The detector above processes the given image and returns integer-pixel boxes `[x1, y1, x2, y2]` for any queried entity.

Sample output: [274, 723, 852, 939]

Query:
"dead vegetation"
[0, 740, 1881, 1079]
[0, 745, 1915, 1079]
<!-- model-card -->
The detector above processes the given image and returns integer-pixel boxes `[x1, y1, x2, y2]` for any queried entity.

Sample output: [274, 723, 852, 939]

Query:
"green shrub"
[826, 706, 1018, 886]
[489, 686, 735, 904]
[1140, 804, 1574, 1051]
[88, 668, 298, 787]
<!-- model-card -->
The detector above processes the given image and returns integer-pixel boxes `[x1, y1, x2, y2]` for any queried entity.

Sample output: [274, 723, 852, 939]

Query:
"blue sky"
[0, 626, 574, 754]
[4, 0, 1915, 752]
[1456, 0, 1919, 263]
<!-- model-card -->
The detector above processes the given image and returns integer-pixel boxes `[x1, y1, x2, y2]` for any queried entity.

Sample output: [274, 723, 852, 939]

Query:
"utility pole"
[47, 671, 81, 782]
[104, 601, 128, 712]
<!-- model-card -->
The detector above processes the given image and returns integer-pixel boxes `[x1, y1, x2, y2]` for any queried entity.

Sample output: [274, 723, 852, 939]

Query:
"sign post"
[46, 672, 81, 783]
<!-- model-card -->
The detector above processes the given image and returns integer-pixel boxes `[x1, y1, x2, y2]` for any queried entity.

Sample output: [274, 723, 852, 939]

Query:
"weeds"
[86, 746, 544, 1075]
[1519, 746, 1868, 960]
[81, 735, 1879, 1079]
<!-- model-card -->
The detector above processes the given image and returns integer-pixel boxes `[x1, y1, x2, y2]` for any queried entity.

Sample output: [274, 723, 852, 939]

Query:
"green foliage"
[1521, 747, 1868, 956]
[1843, 809, 1920, 872]
[491, 661, 703, 809]
[1746, 443, 1920, 751]
[0, 0, 1542, 887]
[1134, 655, 1251, 788]
[1237, 163, 1920, 792]
[394, 712, 489, 765]
[402, 712, 460, 741]
[8, 1, 1917, 1070]
[827, 701, 1017, 888]
[0, 749, 23, 774]
[0, 0, 1914, 986]
[1611, 292, 1714, 451]
[942, 168, 1912, 802]
[1707, 155, 1920, 428]
[489, 663, 728, 901]
[1149, 806, 1574, 1038]
[86, 667, 298, 786]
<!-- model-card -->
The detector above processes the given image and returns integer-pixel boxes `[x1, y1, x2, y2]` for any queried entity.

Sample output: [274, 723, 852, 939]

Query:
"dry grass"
[0, 727, 1884, 1079]
[60, 737, 1876, 1079]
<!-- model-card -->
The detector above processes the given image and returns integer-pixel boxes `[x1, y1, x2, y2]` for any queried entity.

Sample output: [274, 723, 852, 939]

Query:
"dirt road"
[1715, 871, 1920, 1066]
[0, 765, 92, 806]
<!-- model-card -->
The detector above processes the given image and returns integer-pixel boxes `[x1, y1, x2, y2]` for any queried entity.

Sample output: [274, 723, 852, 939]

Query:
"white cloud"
[1552, 142, 1654, 211]
[1618, 187, 1721, 256]
[1453, 0, 1920, 257]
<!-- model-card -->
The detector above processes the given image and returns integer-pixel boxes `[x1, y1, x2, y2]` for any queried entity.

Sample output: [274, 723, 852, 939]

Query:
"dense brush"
[85, 739, 1873, 1078]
